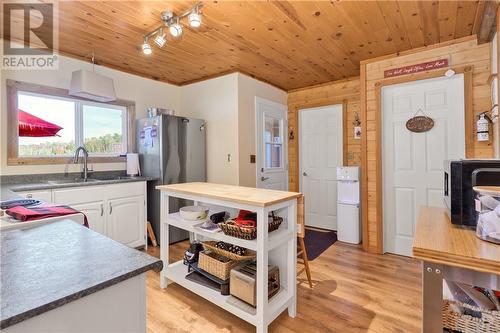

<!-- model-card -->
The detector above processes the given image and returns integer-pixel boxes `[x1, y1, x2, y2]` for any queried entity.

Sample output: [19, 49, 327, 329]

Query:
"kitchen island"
[413, 207, 500, 333]
[1, 219, 162, 332]
[157, 182, 302, 333]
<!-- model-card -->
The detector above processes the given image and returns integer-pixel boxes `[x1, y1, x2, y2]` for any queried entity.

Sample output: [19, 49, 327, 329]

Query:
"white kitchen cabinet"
[51, 182, 146, 248]
[52, 186, 106, 234]
[14, 189, 52, 203]
[71, 201, 106, 235]
[107, 196, 145, 248]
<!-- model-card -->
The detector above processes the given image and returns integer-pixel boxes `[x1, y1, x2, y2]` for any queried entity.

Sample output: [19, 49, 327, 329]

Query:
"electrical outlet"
[347, 152, 354, 160]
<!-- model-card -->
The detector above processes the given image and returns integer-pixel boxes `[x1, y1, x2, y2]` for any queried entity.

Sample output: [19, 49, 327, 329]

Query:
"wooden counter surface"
[156, 182, 302, 207]
[412, 207, 500, 275]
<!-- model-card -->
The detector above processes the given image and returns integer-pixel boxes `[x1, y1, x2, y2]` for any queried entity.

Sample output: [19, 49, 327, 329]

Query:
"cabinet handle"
[100, 204, 104, 216]
[109, 203, 112, 215]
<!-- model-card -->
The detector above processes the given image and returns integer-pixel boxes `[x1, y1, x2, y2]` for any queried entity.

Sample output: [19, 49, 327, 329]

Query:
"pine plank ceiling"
[55, 0, 491, 91]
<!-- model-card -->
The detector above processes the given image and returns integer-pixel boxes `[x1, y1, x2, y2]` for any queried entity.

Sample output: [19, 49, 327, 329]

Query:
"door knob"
[302, 172, 308, 176]
[261, 176, 270, 181]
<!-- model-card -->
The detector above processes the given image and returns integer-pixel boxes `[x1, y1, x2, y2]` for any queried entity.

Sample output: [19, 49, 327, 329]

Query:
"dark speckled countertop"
[0, 220, 163, 329]
[0, 171, 156, 201]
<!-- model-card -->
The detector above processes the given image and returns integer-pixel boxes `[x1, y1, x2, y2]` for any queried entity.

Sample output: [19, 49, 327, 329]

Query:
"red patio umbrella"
[18, 110, 63, 137]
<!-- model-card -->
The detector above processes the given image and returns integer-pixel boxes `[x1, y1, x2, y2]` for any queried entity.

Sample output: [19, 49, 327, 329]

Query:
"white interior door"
[256, 97, 288, 190]
[383, 74, 465, 256]
[300, 104, 343, 230]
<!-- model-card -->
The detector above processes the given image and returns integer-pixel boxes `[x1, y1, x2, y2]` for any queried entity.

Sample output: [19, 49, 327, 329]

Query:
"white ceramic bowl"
[179, 206, 209, 221]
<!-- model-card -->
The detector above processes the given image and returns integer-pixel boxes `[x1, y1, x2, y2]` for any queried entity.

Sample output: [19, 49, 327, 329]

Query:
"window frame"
[7, 79, 135, 165]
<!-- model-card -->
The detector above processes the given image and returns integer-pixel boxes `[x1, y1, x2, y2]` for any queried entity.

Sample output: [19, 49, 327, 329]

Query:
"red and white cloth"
[6, 205, 89, 228]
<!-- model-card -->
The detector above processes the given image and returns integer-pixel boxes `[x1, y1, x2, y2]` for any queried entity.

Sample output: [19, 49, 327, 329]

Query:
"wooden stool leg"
[299, 237, 313, 288]
[147, 221, 158, 247]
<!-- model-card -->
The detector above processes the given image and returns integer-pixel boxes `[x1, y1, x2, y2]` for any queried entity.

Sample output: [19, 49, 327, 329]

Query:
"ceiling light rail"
[141, 2, 203, 55]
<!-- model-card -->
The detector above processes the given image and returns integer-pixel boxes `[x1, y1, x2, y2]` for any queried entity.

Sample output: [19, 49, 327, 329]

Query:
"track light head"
[169, 18, 183, 38]
[154, 28, 167, 48]
[188, 6, 201, 28]
[142, 37, 152, 55]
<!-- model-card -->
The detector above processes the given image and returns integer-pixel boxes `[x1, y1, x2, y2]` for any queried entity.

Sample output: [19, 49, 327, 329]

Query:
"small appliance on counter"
[444, 159, 500, 227]
[230, 262, 280, 307]
[474, 186, 500, 244]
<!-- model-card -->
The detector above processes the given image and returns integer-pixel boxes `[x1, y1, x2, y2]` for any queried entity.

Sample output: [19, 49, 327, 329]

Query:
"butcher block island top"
[156, 182, 302, 207]
[412, 207, 500, 275]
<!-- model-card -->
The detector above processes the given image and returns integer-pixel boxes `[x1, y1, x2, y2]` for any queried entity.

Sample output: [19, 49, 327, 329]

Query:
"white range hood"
[69, 70, 116, 102]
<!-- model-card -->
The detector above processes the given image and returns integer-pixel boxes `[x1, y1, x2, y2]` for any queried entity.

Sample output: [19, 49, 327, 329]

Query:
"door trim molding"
[291, 99, 348, 193]
[370, 65, 473, 254]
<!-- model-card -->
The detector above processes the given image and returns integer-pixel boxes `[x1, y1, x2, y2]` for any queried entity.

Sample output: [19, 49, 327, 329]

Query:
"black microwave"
[444, 159, 500, 227]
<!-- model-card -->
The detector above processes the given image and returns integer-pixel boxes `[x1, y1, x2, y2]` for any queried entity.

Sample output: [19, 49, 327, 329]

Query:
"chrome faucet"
[73, 146, 90, 181]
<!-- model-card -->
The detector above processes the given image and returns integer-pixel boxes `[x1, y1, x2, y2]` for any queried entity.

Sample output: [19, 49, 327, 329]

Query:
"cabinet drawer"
[106, 182, 145, 200]
[53, 186, 105, 205]
[14, 190, 52, 203]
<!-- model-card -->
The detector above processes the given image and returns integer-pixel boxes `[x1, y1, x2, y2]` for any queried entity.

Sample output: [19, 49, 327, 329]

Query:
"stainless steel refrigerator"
[137, 114, 206, 244]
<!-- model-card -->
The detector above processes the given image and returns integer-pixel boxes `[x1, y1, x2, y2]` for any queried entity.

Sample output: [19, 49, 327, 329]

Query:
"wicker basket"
[443, 299, 500, 333]
[219, 216, 283, 240]
[203, 241, 256, 261]
[198, 250, 238, 281]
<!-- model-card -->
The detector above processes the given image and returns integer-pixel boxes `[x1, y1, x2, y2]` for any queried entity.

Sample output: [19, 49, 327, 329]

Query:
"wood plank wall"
[287, 77, 360, 192]
[361, 36, 494, 253]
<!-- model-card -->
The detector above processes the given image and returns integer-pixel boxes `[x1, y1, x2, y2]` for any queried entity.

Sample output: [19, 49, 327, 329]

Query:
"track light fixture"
[141, 2, 203, 55]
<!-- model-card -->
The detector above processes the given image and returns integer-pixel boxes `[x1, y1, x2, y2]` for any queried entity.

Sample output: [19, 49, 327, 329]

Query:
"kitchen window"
[7, 80, 135, 165]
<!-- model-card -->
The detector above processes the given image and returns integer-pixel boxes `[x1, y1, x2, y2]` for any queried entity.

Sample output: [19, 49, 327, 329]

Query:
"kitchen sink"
[48, 178, 102, 185]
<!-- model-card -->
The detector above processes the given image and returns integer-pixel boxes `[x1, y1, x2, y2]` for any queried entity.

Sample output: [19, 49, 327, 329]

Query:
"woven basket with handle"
[203, 241, 256, 261]
[443, 299, 500, 333]
[198, 250, 238, 281]
[218, 215, 283, 240]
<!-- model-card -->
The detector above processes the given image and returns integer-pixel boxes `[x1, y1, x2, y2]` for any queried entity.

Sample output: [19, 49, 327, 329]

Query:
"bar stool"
[297, 195, 313, 288]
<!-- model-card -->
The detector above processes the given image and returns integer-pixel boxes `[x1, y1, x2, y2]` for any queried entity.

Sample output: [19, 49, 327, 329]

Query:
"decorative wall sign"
[384, 59, 449, 78]
[406, 109, 434, 133]
[352, 112, 361, 139]
[354, 126, 361, 139]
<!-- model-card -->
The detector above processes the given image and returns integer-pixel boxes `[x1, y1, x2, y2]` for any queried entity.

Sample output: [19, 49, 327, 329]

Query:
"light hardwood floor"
[145, 241, 422, 333]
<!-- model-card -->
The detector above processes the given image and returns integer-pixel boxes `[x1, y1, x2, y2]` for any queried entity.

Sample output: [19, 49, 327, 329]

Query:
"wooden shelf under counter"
[412, 207, 500, 275]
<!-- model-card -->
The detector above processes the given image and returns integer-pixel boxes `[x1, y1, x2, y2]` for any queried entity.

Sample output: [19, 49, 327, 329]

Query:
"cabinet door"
[14, 190, 52, 203]
[70, 201, 106, 235]
[107, 196, 145, 247]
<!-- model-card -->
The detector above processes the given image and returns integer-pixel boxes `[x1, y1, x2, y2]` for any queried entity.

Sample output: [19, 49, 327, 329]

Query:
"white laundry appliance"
[336, 166, 361, 244]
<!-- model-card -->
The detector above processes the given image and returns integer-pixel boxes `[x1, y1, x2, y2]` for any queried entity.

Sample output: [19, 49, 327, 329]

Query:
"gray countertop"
[8, 176, 155, 192]
[0, 172, 156, 201]
[0, 220, 163, 329]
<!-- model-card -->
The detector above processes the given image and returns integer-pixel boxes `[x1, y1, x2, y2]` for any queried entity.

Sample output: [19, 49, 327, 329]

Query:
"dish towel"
[6, 205, 89, 228]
